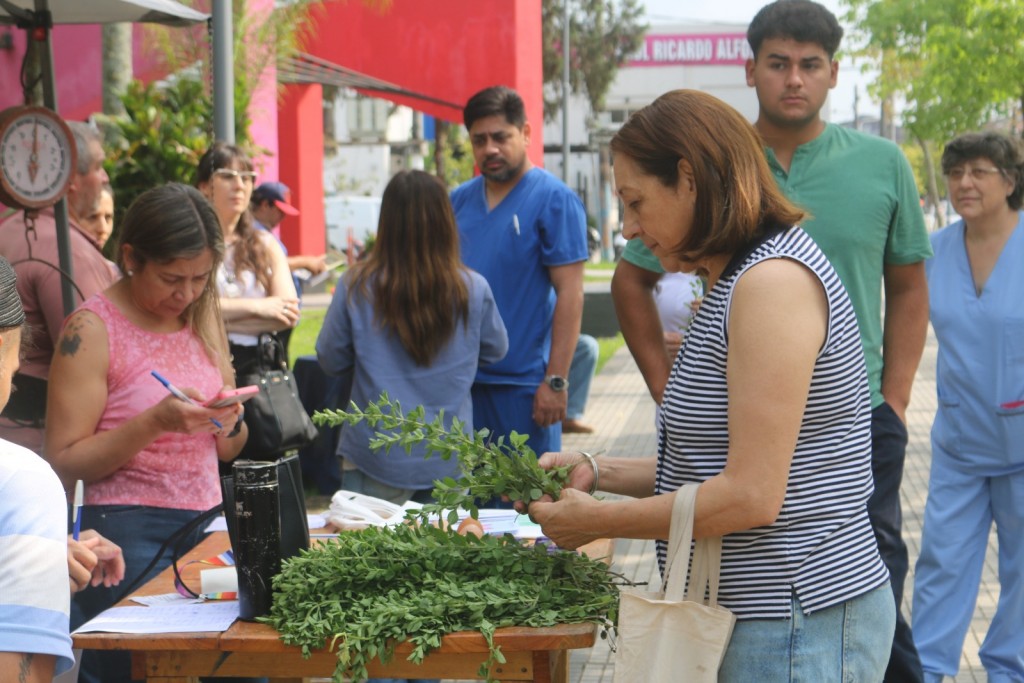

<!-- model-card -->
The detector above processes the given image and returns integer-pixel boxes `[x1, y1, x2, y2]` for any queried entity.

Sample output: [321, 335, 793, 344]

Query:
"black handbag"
[111, 454, 312, 603]
[234, 333, 318, 460]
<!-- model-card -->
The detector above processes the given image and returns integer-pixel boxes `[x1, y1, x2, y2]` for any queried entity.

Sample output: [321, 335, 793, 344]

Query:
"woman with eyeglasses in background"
[911, 132, 1024, 683]
[196, 144, 299, 426]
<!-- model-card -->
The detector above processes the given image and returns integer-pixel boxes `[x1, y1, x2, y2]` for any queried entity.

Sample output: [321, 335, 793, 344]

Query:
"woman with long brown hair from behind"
[316, 170, 508, 506]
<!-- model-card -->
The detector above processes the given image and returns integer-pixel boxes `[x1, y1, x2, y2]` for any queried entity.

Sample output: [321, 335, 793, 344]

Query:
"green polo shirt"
[622, 123, 932, 407]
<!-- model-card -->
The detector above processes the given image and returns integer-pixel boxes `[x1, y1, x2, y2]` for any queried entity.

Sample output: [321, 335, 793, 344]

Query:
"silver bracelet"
[577, 451, 600, 495]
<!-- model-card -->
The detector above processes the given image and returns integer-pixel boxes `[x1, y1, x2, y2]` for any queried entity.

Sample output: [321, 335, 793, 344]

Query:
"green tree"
[844, 0, 1022, 139]
[541, 0, 647, 120]
[101, 77, 212, 252]
[423, 123, 475, 189]
[842, 0, 1023, 225]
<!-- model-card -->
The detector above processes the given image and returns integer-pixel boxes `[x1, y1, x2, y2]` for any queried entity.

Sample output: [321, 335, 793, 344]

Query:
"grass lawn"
[290, 308, 625, 374]
[288, 308, 326, 366]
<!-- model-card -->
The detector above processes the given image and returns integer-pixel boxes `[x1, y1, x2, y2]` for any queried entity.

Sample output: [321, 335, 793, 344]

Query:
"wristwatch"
[545, 375, 569, 392]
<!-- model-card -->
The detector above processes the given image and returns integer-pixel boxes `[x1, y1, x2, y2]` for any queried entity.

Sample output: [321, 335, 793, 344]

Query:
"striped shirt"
[656, 226, 889, 619]
[0, 439, 74, 673]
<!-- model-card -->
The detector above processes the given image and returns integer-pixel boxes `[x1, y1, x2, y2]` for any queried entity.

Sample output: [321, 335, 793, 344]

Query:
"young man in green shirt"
[611, 2, 931, 680]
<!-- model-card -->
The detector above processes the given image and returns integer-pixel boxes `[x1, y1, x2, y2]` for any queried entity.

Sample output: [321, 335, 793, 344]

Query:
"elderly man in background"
[0, 121, 118, 454]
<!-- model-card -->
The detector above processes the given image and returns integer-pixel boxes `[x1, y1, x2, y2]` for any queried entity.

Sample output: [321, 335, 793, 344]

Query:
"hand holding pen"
[150, 371, 239, 435]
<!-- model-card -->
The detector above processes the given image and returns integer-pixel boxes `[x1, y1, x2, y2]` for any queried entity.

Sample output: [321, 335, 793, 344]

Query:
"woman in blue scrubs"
[913, 132, 1024, 683]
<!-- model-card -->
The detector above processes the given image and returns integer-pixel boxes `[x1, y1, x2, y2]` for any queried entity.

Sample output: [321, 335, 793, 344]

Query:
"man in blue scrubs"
[451, 85, 588, 463]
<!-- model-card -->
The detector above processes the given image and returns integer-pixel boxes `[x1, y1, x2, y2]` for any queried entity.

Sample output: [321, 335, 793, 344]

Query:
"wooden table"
[73, 531, 613, 682]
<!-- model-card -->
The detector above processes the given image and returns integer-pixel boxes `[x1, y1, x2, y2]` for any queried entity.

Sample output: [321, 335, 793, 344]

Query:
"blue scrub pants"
[868, 402, 924, 682]
[471, 382, 560, 509]
[912, 446, 1024, 683]
[567, 334, 598, 421]
[471, 382, 561, 456]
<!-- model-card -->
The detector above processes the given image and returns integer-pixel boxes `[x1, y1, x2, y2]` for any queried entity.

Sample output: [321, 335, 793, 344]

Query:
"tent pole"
[212, 0, 234, 143]
[33, 0, 76, 317]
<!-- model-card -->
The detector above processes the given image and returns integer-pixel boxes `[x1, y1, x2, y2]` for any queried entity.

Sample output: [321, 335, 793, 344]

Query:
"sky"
[639, 0, 877, 123]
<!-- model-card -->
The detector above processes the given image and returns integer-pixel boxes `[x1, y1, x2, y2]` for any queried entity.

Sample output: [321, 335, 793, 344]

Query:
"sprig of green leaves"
[314, 393, 575, 525]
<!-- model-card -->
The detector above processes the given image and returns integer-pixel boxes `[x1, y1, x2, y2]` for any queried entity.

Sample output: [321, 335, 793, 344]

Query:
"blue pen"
[71, 480, 83, 541]
[151, 370, 223, 429]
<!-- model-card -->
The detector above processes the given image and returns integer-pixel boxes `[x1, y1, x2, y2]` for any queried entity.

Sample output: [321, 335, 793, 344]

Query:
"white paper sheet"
[73, 602, 239, 634]
[204, 513, 327, 533]
[130, 593, 204, 606]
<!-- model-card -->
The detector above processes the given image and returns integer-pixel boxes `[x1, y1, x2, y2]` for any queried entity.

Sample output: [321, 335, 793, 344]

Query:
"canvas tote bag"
[613, 484, 737, 683]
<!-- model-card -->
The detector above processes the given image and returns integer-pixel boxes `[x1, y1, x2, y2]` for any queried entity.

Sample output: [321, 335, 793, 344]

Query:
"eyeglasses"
[212, 168, 257, 183]
[945, 166, 1004, 183]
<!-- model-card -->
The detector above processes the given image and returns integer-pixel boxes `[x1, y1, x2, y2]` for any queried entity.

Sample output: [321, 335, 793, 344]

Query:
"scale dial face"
[0, 106, 77, 210]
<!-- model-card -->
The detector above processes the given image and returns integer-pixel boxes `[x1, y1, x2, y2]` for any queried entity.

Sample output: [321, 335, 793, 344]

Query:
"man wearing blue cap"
[251, 181, 327, 278]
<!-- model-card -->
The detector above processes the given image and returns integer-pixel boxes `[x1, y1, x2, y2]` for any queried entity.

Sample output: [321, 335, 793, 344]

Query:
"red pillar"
[278, 83, 325, 257]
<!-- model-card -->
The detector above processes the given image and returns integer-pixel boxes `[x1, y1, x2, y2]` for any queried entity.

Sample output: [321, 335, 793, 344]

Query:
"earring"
[126, 269, 134, 277]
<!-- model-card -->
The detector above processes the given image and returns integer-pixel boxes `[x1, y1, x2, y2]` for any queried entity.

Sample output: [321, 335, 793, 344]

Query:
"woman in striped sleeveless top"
[522, 90, 896, 681]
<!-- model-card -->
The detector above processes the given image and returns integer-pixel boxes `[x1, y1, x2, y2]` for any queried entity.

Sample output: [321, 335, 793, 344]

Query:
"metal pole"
[32, 0, 75, 316]
[212, 0, 235, 143]
[561, 0, 570, 183]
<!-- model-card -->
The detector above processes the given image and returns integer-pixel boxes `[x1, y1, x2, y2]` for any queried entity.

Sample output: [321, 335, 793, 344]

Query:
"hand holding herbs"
[263, 523, 620, 682]
[314, 394, 576, 524]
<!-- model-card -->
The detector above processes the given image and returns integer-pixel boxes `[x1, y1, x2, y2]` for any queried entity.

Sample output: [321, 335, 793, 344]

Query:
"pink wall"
[0, 24, 180, 122]
[247, 0, 280, 182]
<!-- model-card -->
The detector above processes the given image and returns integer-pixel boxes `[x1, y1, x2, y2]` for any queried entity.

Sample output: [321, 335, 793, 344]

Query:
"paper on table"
[73, 602, 239, 634]
[427, 509, 544, 539]
[131, 593, 204, 606]
[204, 513, 327, 533]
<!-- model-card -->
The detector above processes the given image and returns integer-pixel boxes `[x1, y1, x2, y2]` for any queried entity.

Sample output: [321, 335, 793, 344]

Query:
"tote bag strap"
[662, 483, 699, 601]
[687, 536, 725, 607]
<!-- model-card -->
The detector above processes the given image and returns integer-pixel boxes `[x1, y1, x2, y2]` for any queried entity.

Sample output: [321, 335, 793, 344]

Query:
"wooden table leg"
[531, 649, 568, 683]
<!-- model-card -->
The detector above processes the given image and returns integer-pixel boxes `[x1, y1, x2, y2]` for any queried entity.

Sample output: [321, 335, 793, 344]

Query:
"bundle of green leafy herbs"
[262, 522, 620, 682]
[313, 393, 576, 526]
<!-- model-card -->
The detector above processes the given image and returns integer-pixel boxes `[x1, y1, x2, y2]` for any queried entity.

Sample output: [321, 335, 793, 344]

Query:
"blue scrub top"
[451, 168, 588, 385]
[927, 212, 1024, 474]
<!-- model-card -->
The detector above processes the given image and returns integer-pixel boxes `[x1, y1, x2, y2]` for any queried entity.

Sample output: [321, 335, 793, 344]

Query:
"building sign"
[628, 33, 752, 67]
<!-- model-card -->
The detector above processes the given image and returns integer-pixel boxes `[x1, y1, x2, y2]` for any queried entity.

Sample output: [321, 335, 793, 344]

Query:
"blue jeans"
[567, 334, 598, 420]
[719, 584, 895, 681]
[869, 402, 924, 683]
[73, 505, 209, 683]
[72, 505, 266, 683]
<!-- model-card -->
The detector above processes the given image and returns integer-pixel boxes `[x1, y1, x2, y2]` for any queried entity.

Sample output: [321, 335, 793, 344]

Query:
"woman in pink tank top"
[45, 183, 249, 683]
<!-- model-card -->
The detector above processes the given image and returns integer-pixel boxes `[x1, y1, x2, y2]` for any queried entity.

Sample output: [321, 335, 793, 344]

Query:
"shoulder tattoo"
[58, 316, 91, 357]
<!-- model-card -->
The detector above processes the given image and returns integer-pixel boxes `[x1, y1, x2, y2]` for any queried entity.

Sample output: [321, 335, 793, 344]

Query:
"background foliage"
[100, 77, 211, 252]
[541, 0, 647, 120]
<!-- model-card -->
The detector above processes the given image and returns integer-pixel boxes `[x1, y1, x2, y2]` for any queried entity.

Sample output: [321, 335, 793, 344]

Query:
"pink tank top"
[80, 294, 224, 510]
